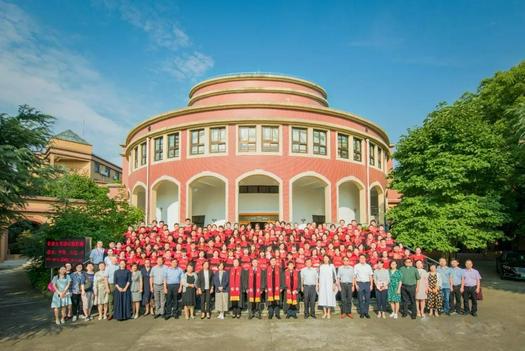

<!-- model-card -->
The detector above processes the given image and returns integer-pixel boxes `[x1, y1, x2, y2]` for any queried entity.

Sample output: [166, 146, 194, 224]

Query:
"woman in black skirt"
[181, 264, 198, 320]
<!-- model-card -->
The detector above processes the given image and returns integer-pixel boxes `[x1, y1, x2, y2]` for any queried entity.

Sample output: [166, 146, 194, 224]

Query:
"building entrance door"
[238, 213, 279, 226]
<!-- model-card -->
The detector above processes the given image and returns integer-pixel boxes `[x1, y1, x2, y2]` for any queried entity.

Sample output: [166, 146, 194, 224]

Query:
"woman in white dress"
[318, 255, 337, 319]
[415, 260, 429, 319]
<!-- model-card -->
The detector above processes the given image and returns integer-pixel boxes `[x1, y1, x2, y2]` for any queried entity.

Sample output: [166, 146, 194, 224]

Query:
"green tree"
[0, 105, 59, 228]
[388, 96, 511, 253]
[19, 174, 143, 291]
[19, 174, 143, 260]
[476, 62, 525, 240]
[44, 172, 107, 202]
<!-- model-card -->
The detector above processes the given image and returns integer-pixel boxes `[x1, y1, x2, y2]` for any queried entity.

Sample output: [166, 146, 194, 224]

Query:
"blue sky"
[1, 0, 524, 164]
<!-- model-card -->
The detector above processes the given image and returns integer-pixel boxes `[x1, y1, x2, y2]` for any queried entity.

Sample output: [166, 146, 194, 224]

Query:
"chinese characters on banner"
[44, 238, 91, 268]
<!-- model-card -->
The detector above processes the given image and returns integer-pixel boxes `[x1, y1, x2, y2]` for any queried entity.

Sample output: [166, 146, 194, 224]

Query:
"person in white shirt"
[354, 254, 373, 319]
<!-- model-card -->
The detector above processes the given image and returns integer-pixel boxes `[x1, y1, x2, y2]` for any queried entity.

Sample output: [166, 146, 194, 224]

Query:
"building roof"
[54, 129, 91, 145]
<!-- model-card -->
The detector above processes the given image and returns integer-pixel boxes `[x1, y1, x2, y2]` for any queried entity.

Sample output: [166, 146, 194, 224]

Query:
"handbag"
[476, 286, 483, 300]
[48, 281, 56, 293]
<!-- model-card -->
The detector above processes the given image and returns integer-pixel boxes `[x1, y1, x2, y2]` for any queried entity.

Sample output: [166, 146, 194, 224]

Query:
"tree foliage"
[19, 174, 143, 260]
[476, 62, 525, 239]
[0, 105, 59, 228]
[388, 95, 511, 253]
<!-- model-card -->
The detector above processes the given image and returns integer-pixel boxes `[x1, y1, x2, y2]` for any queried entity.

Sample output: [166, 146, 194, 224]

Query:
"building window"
[140, 142, 147, 165]
[337, 133, 349, 159]
[378, 148, 383, 169]
[113, 172, 120, 181]
[291, 127, 307, 153]
[154, 136, 163, 161]
[100, 165, 109, 177]
[353, 137, 362, 162]
[369, 142, 376, 166]
[239, 185, 279, 193]
[133, 147, 138, 169]
[239, 126, 257, 152]
[94, 161, 100, 173]
[167, 132, 179, 158]
[190, 129, 205, 155]
[313, 129, 327, 155]
[210, 127, 226, 153]
[262, 126, 279, 152]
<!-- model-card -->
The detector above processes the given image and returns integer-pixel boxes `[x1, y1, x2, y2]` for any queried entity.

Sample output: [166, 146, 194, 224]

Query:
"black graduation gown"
[281, 269, 302, 312]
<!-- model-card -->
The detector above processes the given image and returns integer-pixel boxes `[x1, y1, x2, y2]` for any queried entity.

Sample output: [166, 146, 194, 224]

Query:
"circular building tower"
[122, 73, 391, 227]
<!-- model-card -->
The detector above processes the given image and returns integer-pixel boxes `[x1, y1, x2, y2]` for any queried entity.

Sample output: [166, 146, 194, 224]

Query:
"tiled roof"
[54, 129, 91, 145]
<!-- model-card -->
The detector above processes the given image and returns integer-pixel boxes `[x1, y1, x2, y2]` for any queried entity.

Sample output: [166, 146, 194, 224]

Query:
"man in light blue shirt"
[104, 256, 118, 319]
[337, 257, 355, 317]
[89, 241, 105, 265]
[164, 259, 183, 319]
[450, 259, 464, 314]
[437, 258, 453, 315]
[151, 257, 167, 318]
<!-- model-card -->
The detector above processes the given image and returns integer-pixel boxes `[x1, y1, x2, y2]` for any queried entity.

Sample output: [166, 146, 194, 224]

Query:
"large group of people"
[49, 219, 482, 325]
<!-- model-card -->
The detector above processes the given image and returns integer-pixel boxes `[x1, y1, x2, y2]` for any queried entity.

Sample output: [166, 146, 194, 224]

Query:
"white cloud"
[0, 0, 142, 164]
[94, 0, 214, 79]
[100, 0, 191, 51]
[162, 52, 215, 81]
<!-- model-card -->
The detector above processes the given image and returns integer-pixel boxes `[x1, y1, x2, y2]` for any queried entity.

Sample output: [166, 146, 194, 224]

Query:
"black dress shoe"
[411, 316, 417, 320]
[292, 315, 297, 319]
[360, 314, 364, 319]
[276, 315, 281, 320]
[256, 314, 262, 319]
[154, 314, 160, 319]
[268, 315, 273, 320]
[365, 314, 370, 319]
[304, 315, 309, 319]
[164, 315, 171, 320]
[248, 314, 254, 320]
[310, 315, 316, 319]
[401, 313, 407, 318]
[471, 312, 477, 317]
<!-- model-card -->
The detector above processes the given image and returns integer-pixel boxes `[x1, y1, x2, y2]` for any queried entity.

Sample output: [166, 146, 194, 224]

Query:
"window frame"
[140, 142, 147, 166]
[209, 127, 227, 154]
[337, 133, 349, 159]
[369, 142, 376, 166]
[167, 132, 180, 159]
[261, 126, 279, 152]
[291, 127, 308, 154]
[153, 136, 163, 161]
[190, 129, 206, 155]
[313, 129, 327, 156]
[353, 137, 362, 162]
[238, 125, 257, 153]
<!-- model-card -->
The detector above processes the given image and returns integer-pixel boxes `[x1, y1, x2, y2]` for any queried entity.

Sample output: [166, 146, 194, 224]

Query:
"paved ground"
[1, 259, 524, 351]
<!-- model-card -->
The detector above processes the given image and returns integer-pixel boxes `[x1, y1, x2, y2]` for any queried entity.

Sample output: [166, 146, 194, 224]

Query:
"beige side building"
[44, 129, 122, 185]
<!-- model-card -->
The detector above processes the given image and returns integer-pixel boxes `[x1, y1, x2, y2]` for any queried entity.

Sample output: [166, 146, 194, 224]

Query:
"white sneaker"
[98, 315, 102, 321]
[55, 319, 60, 325]
[389, 312, 395, 318]
[394, 313, 398, 319]
[72, 316, 77, 322]
[79, 315, 85, 320]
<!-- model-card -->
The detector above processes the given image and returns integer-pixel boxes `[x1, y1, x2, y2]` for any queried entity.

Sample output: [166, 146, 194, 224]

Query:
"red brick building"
[122, 73, 391, 227]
